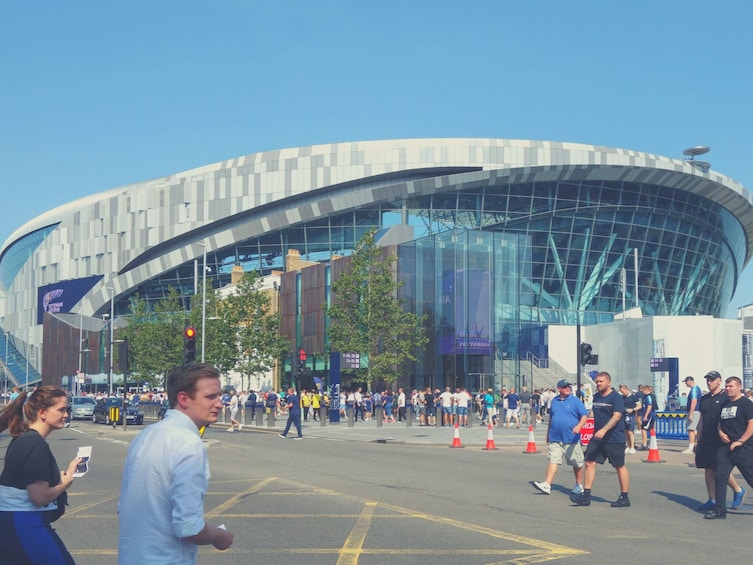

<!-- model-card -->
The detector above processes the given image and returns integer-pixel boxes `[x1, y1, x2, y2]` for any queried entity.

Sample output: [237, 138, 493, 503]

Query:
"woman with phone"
[0, 386, 81, 564]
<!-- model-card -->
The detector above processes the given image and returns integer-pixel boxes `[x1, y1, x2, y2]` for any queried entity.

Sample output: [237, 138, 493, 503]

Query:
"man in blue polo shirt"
[682, 376, 703, 454]
[533, 380, 588, 496]
[570, 371, 630, 508]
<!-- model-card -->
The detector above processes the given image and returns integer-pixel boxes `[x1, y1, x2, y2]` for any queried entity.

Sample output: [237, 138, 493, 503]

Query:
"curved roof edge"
[4, 137, 751, 256]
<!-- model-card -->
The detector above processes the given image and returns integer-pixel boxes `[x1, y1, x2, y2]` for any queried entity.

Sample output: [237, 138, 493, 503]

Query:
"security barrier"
[655, 411, 688, 440]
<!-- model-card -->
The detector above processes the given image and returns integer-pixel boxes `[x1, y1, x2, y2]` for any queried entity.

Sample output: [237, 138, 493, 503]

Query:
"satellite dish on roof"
[682, 146, 711, 173]
[683, 146, 710, 157]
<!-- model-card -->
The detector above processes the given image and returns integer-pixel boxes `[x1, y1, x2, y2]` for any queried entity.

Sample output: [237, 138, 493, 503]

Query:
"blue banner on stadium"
[37, 275, 103, 324]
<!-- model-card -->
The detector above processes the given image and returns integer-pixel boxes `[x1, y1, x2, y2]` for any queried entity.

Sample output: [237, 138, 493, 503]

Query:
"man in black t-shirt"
[705, 376, 753, 519]
[571, 371, 630, 508]
[695, 371, 745, 512]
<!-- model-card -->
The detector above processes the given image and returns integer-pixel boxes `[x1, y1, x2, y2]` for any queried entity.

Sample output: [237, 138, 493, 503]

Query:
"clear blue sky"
[2, 1, 752, 315]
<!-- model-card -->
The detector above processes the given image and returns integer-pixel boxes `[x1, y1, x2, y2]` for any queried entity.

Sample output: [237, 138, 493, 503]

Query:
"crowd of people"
[3, 367, 753, 564]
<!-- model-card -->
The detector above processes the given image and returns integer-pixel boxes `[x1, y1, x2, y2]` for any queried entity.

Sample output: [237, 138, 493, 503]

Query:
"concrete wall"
[547, 316, 743, 407]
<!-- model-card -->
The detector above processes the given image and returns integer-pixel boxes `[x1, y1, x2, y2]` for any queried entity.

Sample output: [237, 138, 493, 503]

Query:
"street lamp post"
[106, 288, 115, 395]
[201, 244, 207, 363]
[193, 242, 208, 363]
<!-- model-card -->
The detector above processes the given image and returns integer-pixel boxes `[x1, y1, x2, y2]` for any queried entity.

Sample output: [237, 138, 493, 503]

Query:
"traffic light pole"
[576, 323, 581, 390]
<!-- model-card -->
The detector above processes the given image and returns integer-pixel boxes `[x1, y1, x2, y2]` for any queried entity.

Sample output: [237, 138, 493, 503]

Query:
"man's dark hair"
[725, 376, 742, 387]
[167, 363, 220, 408]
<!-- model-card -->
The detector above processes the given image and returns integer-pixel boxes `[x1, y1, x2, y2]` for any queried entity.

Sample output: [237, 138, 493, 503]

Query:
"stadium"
[1, 138, 752, 391]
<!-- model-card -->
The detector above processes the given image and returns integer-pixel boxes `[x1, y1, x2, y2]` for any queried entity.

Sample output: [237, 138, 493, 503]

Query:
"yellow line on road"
[206, 476, 275, 517]
[63, 494, 119, 516]
[336, 501, 377, 565]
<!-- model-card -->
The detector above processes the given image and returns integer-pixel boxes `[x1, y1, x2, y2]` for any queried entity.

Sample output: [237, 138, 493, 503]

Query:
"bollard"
[267, 408, 276, 428]
[406, 407, 412, 427]
[320, 407, 327, 427]
[348, 405, 355, 427]
[376, 406, 383, 428]
[256, 407, 264, 426]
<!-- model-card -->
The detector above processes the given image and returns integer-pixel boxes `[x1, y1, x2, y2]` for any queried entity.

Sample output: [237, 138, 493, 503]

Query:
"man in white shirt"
[454, 387, 471, 427]
[354, 387, 364, 421]
[118, 363, 234, 564]
[439, 386, 454, 426]
[397, 388, 407, 422]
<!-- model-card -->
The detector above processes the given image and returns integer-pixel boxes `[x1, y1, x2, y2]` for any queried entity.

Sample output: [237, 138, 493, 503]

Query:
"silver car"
[71, 396, 96, 420]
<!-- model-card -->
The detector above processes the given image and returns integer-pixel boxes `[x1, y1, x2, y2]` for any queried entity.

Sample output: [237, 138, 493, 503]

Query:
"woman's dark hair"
[0, 386, 69, 437]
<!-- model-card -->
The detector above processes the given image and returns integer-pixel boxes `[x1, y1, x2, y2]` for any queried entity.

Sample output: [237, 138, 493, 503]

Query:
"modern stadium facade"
[2, 138, 753, 394]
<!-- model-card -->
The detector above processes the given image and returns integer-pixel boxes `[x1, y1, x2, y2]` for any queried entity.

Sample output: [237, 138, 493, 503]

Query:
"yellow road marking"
[337, 501, 377, 565]
[63, 494, 118, 516]
[206, 476, 275, 517]
[66, 476, 588, 564]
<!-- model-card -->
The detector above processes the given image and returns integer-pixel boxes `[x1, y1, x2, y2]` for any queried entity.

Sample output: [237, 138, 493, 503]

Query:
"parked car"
[92, 398, 144, 425]
[70, 396, 96, 420]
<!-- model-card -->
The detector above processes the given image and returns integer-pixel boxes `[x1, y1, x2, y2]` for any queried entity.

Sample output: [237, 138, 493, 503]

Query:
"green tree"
[326, 229, 427, 389]
[120, 287, 185, 389]
[224, 271, 290, 390]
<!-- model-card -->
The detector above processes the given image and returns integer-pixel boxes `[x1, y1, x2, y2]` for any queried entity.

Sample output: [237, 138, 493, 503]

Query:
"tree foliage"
[221, 272, 290, 390]
[118, 272, 289, 390]
[120, 287, 185, 388]
[326, 229, 427, 389]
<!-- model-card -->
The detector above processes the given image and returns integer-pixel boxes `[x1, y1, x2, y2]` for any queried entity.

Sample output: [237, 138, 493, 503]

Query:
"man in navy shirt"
[571, 371, 630, 507]
[704, 376, 753, 519]
[533, 380, 588, 496]
[278, 387, 303, 440]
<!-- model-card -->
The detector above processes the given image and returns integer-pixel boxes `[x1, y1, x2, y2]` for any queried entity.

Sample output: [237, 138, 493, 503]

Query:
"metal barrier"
[655, 411, 688, 440]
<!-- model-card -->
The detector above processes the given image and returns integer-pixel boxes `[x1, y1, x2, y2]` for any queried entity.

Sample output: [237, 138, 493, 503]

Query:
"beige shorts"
[547, 441, 585, 468]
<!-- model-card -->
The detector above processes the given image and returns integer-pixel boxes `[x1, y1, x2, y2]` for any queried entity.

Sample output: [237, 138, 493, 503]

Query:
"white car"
[70, 396, 96, 420]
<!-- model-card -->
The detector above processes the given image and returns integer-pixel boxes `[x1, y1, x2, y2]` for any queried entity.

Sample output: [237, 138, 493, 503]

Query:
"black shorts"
[695, 442, 720, 470]
[584, 439, 626, 468]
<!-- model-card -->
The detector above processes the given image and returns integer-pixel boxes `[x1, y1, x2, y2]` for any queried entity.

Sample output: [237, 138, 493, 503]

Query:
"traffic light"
[297, 349, 306, 377]
[580, 342, 593, 366]
[118, 339, 129, 373]
[184, 327, 197, 363]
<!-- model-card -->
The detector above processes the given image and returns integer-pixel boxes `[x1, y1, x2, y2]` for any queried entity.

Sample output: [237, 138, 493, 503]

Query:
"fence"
[655, 411, 688, 440]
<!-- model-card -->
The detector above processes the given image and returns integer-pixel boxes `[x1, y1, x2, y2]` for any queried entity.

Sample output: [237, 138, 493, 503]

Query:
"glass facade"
[124, 177, 744, 325]
[398, 230, 532, 393]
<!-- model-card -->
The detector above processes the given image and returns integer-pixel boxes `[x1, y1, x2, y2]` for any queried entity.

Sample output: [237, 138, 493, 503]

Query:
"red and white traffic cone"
[449, 422, 464, 448]
[523, 424, 539, 454]
[482, 423, 499, 450]
[642, 428, 665, 463]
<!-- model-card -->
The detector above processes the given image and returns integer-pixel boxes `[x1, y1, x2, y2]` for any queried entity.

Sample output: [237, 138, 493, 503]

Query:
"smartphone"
[76, 457, 89, 475]
[73, 446, 92, 477]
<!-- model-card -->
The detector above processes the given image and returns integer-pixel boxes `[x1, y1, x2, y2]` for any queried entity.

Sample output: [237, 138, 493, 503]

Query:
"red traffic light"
[184, 327, 197, 339]
[299, 348, 307, 361]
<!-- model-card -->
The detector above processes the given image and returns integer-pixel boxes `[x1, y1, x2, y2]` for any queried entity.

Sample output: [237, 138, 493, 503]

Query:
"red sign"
[580, 418, 595, 445]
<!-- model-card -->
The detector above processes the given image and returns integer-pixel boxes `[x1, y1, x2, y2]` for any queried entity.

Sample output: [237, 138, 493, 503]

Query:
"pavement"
[207, 413, 690, 456]
[93, 409, 691, 461]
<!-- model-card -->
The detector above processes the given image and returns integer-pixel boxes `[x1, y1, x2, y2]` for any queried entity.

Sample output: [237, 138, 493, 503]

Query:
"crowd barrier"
[655, 411, 688, 440]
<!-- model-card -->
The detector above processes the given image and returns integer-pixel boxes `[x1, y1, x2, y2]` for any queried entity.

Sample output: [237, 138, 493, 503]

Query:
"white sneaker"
[572, 484, 584, 495]
[238, 424, 243, 431]
[681, 448, 694, 454]
[625, 447, 636, 454]
[226, 427, 234, 432]
[533, 481, 551, 494]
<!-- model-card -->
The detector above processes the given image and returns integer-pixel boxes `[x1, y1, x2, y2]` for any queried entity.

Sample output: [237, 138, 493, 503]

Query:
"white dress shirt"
[118, 409, 210, 564]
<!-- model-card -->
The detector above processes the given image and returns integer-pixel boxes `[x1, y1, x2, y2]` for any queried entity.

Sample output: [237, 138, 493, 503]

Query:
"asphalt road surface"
[6, 418, 751, 565]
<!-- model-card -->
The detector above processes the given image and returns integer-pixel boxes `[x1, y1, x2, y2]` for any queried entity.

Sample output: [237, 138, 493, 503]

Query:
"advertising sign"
[580, 417, 595, 445]
[37, 275, 103, 324]
[439, 269, 492, 355]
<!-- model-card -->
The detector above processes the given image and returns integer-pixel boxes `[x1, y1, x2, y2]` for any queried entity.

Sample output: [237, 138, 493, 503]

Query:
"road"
[8, 418, 751, 564]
